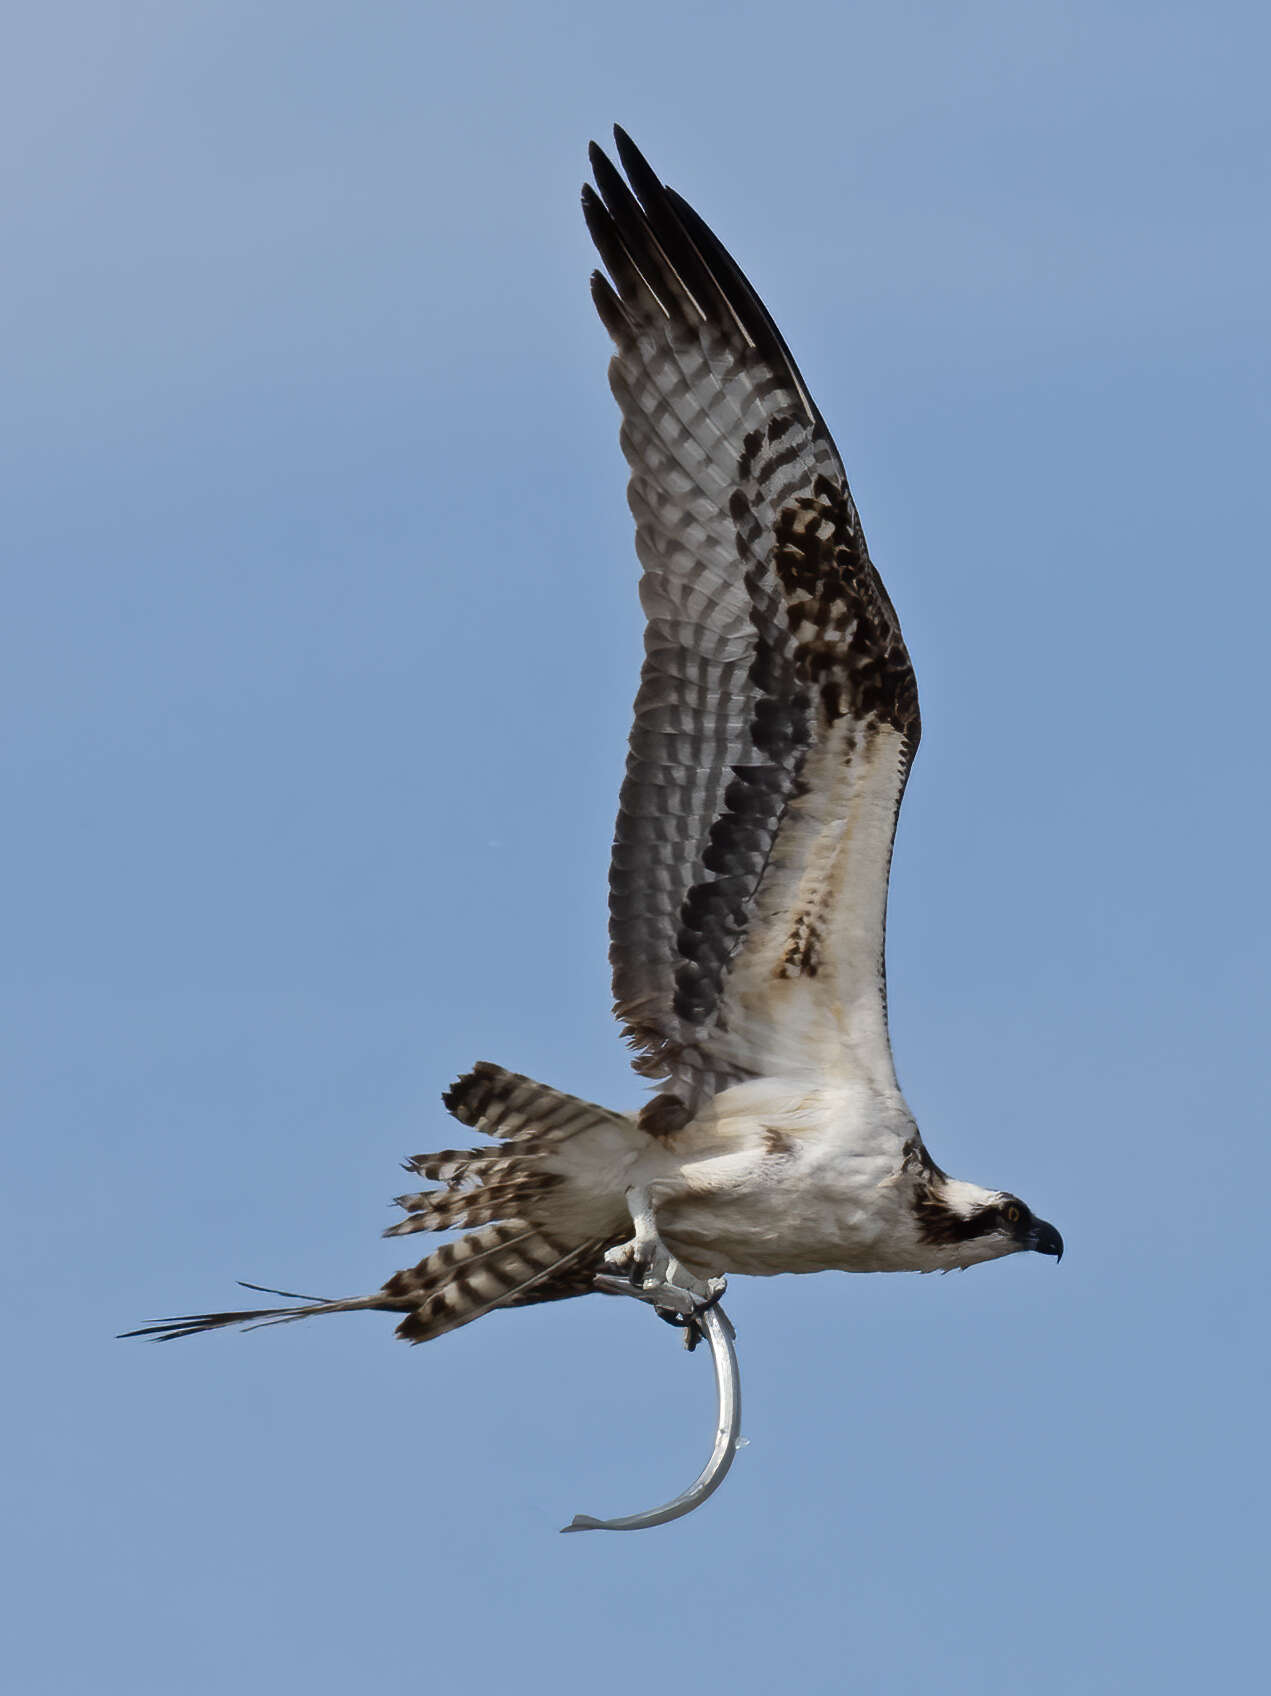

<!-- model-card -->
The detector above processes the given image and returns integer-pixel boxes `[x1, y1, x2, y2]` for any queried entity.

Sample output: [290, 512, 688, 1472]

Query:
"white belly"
[635, 1077, 928, 1277]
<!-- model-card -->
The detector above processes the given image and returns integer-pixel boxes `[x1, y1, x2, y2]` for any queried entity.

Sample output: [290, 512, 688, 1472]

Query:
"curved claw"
[560, 1302, 743, 1532]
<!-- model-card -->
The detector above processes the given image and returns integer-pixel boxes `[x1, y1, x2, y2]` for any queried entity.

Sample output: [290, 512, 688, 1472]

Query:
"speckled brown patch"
[771, 477, 920, 742]
[900, 1132, 944, 1182]
[777, 909, 823, 978]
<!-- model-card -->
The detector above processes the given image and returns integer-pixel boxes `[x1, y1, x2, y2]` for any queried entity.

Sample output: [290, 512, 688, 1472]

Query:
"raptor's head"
[914, 1177, 1064, 1270]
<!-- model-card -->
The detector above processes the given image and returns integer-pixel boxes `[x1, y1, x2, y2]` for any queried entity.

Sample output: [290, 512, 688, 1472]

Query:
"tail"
[123, 1064, 631, 1347]
[119, 1282, 390, 1342]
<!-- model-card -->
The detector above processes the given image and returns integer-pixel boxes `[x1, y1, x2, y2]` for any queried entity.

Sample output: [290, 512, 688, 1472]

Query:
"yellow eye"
[1005, 1205, 1021, 1224]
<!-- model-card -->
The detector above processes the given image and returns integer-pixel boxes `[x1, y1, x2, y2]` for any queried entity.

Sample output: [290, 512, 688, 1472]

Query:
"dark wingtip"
[611, 124, 655, 183]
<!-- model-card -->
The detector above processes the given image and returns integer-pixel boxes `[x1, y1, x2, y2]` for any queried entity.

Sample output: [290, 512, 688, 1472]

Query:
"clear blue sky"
[5, 4, 1268, 1692]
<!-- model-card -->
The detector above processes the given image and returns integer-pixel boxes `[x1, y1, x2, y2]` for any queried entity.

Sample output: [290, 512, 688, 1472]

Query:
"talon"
[600, 1188, 724, 1324]
[597, 1185, 728, 1333]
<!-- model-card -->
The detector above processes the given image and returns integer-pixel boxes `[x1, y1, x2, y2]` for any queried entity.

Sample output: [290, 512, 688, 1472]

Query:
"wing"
[586, 130, 920, 1124]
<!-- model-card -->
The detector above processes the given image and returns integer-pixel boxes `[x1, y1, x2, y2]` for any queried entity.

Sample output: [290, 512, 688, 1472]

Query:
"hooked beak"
[1027, 1218, 1064, 1261]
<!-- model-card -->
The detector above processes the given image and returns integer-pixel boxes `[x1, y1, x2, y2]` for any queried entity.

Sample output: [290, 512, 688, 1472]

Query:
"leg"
[595, 1185, 726, 1325]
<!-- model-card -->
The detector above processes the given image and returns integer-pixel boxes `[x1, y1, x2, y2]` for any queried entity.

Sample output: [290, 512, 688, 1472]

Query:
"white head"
[912, 1175, 1064, 1271]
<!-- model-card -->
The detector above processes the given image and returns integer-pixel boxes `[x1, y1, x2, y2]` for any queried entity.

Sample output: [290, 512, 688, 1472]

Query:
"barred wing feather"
[588, 130, 921, 1120]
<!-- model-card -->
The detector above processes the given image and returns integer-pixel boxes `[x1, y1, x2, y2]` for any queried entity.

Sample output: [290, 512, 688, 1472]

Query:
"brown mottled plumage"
[125, 131, 1059, 1360]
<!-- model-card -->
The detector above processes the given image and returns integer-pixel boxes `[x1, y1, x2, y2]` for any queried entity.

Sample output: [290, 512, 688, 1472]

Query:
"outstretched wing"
[587, 130, 920, 1124]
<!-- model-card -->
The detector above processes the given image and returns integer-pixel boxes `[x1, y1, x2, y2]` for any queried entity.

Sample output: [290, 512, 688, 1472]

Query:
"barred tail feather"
[385, 1177, 565, 1236]
[123, 1224, 614, 1348]
[387, 1060, 639, 1339]
[441, 1061, 629, 1143]
[386, 1223, 613, 1344]
[125, 1063, 632, 1349]
[401, 1148, 549, 1187]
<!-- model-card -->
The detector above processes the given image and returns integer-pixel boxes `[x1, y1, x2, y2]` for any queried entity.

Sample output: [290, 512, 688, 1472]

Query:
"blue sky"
[5, 3, 1269, 1691]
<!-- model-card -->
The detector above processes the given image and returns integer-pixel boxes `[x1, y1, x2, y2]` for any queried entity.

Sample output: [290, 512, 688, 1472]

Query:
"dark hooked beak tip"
[1029, 1220, 1064, 1261]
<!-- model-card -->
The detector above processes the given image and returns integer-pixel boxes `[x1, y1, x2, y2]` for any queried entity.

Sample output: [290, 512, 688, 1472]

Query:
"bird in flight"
[128, 128, 1061, 1362]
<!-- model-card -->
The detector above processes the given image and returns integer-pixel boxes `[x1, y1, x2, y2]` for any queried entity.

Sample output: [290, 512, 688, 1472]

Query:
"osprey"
[130, 130, 1061, 1358]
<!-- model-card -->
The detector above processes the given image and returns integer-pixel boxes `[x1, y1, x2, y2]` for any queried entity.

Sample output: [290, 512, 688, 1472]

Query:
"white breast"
[641, 1076, 927, 1277]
